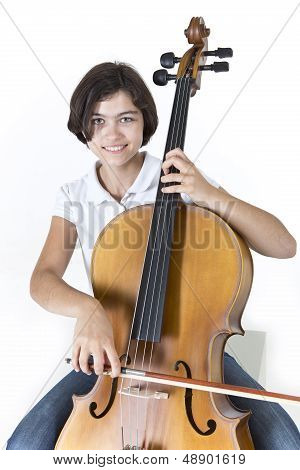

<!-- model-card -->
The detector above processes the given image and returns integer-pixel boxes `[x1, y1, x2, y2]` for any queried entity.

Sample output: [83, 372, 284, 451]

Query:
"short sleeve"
[180, 169, 220, 203]
[52, 185, 76, 224]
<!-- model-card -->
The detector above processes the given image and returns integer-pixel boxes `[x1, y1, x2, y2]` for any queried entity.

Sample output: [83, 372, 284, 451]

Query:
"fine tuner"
[153, 48, 233, 86]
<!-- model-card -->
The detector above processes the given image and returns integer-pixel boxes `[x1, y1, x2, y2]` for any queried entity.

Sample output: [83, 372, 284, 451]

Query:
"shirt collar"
[86, 151, 161, 205]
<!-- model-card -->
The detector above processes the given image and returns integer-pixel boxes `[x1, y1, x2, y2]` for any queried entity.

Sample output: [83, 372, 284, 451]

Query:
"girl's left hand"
[160, 148, 216, 204]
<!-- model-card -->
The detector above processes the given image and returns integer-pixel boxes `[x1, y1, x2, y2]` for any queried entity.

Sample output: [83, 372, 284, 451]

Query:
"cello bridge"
[118, 386, 168, 400]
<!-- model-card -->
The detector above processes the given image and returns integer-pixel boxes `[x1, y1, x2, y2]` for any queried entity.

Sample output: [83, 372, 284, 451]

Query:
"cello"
[55, 17, 298, 450]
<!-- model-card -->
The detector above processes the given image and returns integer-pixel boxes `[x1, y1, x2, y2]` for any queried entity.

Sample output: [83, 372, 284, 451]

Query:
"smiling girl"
[6, 62, 300, 450]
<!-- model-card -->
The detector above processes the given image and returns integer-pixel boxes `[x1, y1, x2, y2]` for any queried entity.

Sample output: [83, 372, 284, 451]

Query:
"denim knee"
[6, 370, 98, 450]
[224, 352, 300, 450]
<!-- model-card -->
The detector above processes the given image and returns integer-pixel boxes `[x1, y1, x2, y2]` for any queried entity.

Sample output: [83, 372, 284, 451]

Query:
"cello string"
[132, 76, 190, 445]
[145, 76, 189, 371]
[138, 76, 187, 377]
[139, 78, 190, 426]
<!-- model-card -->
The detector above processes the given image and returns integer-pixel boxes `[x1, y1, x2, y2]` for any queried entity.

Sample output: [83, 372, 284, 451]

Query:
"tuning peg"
[160, 52, 181, 69]
[153, 69, 177, 86]
[199, 61, 229, 73]
[203, 48, 233, 59]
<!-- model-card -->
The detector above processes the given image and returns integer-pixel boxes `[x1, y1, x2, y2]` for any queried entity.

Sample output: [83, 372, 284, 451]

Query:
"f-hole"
[175, 359, 217, 436]
[89, 354, 131, 419]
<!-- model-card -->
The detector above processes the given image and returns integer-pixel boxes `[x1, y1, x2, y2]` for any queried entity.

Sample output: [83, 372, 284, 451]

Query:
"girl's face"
[87, 90, 144, 167]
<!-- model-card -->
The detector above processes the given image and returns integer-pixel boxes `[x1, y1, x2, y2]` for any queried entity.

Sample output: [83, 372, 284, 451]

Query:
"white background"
[0, 0, 299, 448]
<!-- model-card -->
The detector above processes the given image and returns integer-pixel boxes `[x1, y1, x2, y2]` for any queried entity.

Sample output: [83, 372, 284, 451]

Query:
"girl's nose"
[103, 123, 124, 139]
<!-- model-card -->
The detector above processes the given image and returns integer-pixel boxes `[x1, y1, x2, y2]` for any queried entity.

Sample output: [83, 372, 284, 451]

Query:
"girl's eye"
[92, 117, 133, 125]
[91, 118, 103, 125]
[92, 118, 102, 125]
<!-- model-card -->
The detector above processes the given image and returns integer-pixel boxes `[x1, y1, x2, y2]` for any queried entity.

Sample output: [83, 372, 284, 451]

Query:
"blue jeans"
[6, 352, 300, 450]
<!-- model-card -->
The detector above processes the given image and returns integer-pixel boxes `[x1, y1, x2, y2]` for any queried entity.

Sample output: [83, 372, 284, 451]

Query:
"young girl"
[6, 62, 300, 450]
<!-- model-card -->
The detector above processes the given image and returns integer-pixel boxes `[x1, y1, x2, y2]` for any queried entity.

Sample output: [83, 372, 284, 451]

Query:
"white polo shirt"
[52, 151, 220, 288]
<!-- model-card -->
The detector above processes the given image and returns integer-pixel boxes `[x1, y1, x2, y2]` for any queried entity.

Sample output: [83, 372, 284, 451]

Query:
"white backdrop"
[0, 0, 299, 448]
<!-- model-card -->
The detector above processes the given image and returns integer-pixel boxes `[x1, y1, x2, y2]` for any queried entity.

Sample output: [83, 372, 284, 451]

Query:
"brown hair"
[67, 61, 158, 147]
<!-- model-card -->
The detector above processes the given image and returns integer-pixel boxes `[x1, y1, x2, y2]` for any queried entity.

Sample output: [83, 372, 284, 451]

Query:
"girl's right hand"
[71, 303, 121, 378]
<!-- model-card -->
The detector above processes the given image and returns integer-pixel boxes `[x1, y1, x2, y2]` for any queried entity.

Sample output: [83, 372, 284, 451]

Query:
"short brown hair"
[67, 61, 158, 147]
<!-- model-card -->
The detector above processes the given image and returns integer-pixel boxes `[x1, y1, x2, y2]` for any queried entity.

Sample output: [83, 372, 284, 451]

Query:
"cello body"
[55, 202, 254, 449]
